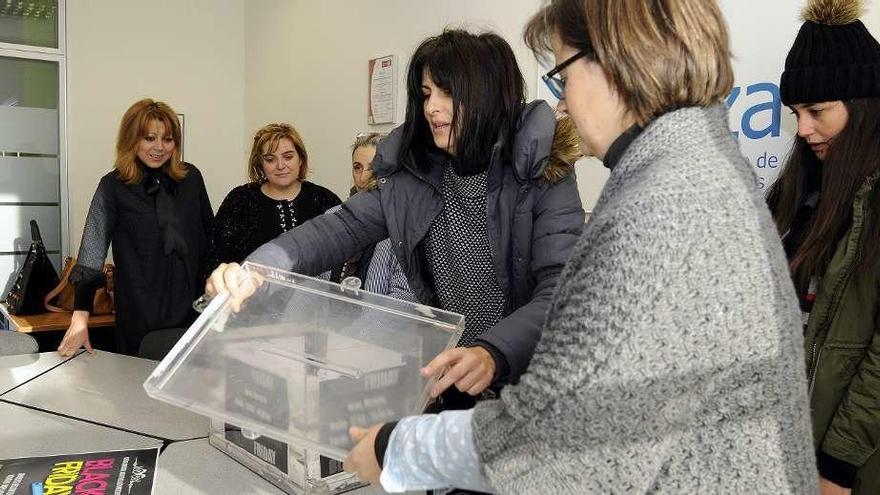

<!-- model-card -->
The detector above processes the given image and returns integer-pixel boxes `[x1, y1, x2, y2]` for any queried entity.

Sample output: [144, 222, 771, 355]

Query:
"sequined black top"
[210, 181, 341, 267]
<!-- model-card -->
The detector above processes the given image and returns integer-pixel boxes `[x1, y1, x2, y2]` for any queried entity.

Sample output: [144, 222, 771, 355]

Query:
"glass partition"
[0, 54, 61, 296]
[0, 1, 59, 48]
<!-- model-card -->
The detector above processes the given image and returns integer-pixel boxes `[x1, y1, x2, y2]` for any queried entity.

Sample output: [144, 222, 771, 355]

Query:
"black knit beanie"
[780, 0, 880, 105]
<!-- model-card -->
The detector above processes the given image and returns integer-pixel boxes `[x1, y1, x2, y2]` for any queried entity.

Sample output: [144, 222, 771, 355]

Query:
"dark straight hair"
[767, 98, 880, 292]
[399, 29, 526, 176]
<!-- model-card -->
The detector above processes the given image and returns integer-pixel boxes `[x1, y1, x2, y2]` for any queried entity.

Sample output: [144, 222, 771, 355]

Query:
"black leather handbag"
[3, 220, 60, 315]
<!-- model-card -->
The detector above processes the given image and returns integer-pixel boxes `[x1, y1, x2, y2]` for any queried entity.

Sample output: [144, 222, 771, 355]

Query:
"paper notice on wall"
[368, 55, 395, 125]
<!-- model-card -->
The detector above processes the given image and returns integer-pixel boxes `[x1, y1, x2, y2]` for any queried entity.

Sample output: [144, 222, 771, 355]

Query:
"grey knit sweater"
[471, 104, 818, 493]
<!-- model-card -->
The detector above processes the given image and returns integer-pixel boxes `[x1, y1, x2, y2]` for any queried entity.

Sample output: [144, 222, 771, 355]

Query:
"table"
[154, 439, 286, 494]
[0, 351, 74, 395]
[0, 402, 161, 459]
[0, 302, 114, 333]
[0, 351, 395, 494]
[155, 439, 386, 494]
[2, 351, 209, 441]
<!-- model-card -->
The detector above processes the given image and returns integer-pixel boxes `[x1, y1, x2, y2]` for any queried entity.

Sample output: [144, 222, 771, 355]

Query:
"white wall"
[65, 0, 246, 254]
[62, 0, 880, 252]
[865, 2, 880, 36]
[243, 0, 880, 217]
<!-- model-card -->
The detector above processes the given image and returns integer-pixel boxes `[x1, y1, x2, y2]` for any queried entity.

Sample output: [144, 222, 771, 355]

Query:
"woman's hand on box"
[205, 262, 263, 312]
[344, 424, 383, 486]
[422, 346, 496, 397]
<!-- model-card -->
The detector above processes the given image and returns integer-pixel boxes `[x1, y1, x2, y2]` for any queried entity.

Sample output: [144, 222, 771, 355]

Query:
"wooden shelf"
[0, 303, 114, 333]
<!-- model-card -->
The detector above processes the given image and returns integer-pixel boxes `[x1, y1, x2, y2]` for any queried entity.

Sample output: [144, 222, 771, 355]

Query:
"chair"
[137, 327, 187, 361]
[0, 330, 38, 356]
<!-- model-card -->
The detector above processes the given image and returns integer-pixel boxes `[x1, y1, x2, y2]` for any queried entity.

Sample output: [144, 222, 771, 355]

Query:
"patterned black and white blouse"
[423, 165, 510, 346]
[210, 181, 341, 267]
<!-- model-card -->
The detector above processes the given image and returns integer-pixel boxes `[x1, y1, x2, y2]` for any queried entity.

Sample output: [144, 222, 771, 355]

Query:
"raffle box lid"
[144, 262, 463, 460]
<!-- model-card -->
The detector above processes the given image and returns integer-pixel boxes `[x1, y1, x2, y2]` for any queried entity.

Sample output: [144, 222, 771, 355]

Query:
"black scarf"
[142, 164, 188, 258]
[603, 124, 644, 170]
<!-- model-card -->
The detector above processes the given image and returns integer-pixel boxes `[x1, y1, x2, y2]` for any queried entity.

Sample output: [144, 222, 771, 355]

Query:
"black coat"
[73, 164, 213, 354]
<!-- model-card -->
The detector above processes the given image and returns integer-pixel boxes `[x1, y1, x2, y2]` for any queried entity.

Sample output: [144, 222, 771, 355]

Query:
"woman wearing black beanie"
[769, 0, 880, 493]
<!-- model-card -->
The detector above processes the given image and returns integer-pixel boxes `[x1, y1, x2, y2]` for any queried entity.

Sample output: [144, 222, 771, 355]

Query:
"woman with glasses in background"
[350, 132, 381, 195]
[327, 132, 415, 301]
[342, 0, 817, 492]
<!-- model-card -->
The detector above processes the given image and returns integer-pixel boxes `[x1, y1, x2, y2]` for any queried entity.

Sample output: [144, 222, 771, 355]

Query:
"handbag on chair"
[3, 220, 60, 315]
[44, 257, 115, 315]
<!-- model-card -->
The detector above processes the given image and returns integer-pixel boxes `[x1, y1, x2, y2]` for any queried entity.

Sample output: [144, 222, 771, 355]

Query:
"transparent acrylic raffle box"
[143, 262, 464, 494]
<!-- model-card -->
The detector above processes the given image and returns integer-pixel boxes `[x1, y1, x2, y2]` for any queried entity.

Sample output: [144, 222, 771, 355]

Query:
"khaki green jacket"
[805, 173, 880, 492]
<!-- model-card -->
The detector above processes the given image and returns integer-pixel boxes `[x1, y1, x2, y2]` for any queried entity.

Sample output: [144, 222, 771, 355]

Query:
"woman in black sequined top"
[210, 123, 341, 267]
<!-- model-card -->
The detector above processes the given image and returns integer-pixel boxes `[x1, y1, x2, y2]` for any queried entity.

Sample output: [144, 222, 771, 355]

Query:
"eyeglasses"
[542, 50, 590, 100]
[354, 131, 387, 140]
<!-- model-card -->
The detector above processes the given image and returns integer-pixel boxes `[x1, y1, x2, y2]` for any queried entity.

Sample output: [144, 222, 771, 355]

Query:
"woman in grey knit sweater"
[343, 0, 819, 493]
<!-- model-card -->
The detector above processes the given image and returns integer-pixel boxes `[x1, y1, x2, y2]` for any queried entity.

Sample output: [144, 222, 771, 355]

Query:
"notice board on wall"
[368, 55, 396, 125]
